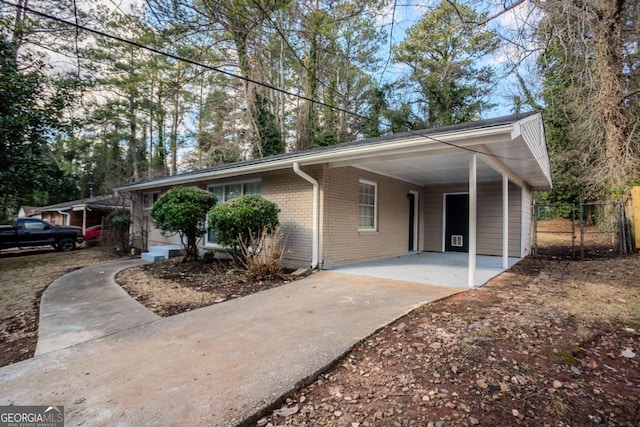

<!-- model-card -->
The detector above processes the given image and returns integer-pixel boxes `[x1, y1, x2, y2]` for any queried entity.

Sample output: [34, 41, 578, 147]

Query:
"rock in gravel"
[256, 417, 268, 426]
[476, 379, 488, 389]
[512, 375, 527, 385]
[621, 349, 636, 358]
[469, 417, 479, 425]
[273, 405, 299, 417]
[553, 380, 562, 389]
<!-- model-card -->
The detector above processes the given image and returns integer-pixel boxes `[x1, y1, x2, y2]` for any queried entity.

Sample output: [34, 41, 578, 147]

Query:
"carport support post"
[502, 174, 509, 269]
[468, 154, 477, 288]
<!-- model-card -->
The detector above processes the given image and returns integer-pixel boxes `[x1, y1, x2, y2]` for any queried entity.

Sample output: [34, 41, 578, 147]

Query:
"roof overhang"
[116, 112, 552, 192]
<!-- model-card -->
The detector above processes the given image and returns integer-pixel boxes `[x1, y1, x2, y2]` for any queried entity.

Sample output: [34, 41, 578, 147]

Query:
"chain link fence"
[532, 200, 633, 258]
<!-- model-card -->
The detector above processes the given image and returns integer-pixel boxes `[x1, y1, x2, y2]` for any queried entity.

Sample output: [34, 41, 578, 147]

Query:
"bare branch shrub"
[238, 226, 286, 279]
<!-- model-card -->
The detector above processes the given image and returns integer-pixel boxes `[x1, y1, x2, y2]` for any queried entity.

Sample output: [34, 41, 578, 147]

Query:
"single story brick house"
[117, 112, 551, 287]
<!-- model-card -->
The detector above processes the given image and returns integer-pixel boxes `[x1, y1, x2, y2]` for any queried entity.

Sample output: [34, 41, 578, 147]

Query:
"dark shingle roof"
[33, 194, 131, 212]
[120, 111, 538, 189]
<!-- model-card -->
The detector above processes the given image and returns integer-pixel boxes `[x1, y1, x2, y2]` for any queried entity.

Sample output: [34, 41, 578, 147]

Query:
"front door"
[445, 194, 469, 252]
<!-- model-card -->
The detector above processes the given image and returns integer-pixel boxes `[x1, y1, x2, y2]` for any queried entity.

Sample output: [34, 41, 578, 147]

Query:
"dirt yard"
[113, 249, 640, 426]
[115, 258, 299, 317]
[257, 255, 640, 427]
[0, 247, 113, 367]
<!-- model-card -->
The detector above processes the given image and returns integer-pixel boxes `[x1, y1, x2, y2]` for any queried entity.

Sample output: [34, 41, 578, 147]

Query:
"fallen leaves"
[260, 255, 640, 426]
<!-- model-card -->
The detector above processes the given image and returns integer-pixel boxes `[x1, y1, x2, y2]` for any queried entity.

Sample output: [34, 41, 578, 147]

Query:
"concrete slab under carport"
[331, 251, 521, 288]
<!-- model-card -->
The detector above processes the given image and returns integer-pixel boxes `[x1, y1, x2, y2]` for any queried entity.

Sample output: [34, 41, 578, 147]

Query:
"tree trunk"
[129, 93, 139, 182]
[10, 0, 27, 60]
[593, 1, 629, 190]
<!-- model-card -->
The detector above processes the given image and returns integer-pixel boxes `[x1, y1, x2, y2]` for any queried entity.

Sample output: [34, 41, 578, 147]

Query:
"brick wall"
[261, 167, 323, 268]
[322, 167, 423, 267]
[132, 168, 322, 269]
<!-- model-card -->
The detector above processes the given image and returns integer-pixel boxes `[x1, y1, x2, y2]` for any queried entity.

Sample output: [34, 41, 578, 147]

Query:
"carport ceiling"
[352, 153, 502, 186]
[326, 120, 548, 188]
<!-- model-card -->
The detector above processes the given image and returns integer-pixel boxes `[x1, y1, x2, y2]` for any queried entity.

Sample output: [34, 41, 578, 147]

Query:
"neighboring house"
[17, 206, 38, 218]
[117, 112, 552, 287]
[32, 194, 131, 233]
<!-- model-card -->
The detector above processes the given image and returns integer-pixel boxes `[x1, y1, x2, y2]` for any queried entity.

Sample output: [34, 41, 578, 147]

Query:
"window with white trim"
[358, 180, 377, 231]
[206, 180, 261, 245]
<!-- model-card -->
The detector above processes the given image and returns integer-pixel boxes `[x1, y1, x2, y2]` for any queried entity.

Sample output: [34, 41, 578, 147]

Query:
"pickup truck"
[0, 218, 84, 251]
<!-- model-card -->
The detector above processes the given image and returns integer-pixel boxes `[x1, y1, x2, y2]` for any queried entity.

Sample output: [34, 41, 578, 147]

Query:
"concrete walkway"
[36, 260, 159, 355]
[0, 267, 463, 426]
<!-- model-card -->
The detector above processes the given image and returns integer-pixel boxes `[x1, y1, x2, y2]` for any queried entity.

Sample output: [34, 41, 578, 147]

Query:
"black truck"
[0, 218, 84, 252]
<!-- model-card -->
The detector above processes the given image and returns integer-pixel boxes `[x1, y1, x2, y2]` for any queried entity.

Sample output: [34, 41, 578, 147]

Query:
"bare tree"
[461, 0, 639, 197]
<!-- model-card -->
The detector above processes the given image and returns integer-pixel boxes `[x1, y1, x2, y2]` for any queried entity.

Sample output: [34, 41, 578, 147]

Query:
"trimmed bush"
[150, 186, 217, 261]
[207, 195, 280, 257]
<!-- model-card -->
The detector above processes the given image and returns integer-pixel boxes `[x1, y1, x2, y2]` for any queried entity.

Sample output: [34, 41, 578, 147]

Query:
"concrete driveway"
[0, 266, 462, 426]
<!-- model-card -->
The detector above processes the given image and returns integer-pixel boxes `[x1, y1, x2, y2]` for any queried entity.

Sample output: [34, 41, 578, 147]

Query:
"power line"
[1, 0, 538, 162]
[1, 0, 364, 119]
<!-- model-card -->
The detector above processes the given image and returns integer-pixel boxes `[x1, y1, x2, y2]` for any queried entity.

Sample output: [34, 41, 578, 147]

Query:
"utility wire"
[2, 0, 539, 162]
[1, 0, 362, 119]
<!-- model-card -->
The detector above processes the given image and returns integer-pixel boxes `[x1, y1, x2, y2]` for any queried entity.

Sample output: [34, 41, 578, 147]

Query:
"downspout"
[293, 162, 319, 269]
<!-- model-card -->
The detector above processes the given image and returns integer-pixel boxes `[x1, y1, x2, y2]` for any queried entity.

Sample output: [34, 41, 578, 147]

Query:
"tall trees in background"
[535, 0, 639, 197]
[0, 37, 75, 220]
[2, 0, 638, 210]
[394, 1, 499, 126]
[500, 0, 640, 199]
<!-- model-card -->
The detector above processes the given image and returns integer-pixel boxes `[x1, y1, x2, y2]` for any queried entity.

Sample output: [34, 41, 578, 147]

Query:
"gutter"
[292, 162, 319, 269]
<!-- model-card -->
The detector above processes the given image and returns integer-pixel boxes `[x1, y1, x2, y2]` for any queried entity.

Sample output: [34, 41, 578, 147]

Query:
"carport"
[323, 112, 551, 287]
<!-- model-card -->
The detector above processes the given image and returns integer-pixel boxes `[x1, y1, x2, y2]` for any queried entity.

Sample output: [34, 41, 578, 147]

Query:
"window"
[206, 180, 262, 245]
[23, 219, 48, 230]
[143, 192, 159, 210]
[359, 180, 377, 231]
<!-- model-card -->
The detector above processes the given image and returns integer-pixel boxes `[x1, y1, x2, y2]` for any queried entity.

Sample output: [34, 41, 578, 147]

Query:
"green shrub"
[150, 186, 217, 261]
[207, 195, 280, 258]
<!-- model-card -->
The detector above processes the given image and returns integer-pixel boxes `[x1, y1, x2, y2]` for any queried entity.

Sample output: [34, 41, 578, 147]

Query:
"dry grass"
[551, 280, 640, 327]
[536, 218, 620, 252]
[238, 226, 286, 279]
[0, 247, 113, 344]
[116, 266, 222, 313]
